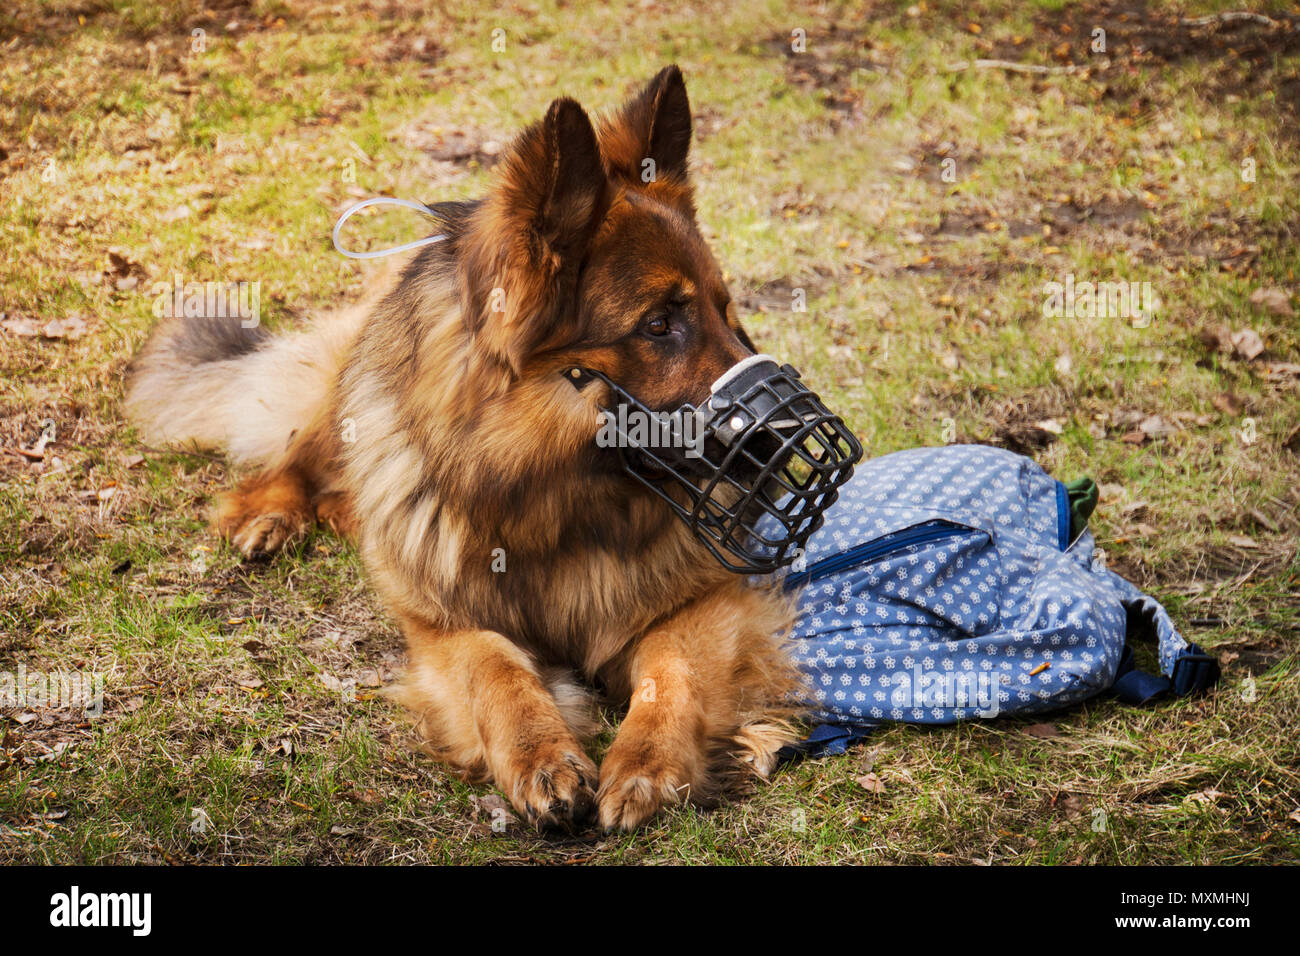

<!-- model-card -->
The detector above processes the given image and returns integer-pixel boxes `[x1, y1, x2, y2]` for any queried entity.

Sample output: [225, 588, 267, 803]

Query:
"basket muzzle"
[565, 354, 863, 573]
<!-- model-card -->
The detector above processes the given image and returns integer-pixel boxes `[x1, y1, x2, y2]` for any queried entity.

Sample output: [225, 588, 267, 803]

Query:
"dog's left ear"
[600, 65, 693, 185]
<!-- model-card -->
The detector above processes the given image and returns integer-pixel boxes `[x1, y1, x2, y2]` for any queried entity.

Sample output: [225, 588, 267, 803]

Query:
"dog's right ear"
[493, 96, 609, 266]
[461, 97, 610, 374]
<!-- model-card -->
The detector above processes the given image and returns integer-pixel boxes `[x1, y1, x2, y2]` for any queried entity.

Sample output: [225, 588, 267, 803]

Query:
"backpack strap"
[1112, 642, 1220, 704]
[1105, 570, 1221, 704]
[776, 722, 872, 763]
[1063, 485, 1218, 703]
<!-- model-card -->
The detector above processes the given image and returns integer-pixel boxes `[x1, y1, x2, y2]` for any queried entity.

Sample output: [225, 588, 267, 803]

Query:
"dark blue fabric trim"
[792, 521, 968, 590]
[1111, 645, 1170, 704]
[1055, 480, 1070, 551]
[1171, 643, 1221, 695]
[777, 723, 873, 762]
[1110, 641, 1221, 705]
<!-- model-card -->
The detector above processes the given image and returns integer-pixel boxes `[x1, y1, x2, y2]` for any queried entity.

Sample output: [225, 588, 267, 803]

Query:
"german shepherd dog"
[127, 67, 812, 831]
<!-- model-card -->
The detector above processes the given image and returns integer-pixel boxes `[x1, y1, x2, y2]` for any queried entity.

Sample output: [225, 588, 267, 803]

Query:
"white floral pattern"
[757, 445, 1192, 727]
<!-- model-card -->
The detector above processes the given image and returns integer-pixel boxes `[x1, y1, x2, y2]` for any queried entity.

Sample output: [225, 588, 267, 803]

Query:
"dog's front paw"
[221, 510, 310, 560]
[596, 751, 692, 832]
[502, 744, 598, 831]
[312, 490, 357, 540]
[214, 475, 314, 561]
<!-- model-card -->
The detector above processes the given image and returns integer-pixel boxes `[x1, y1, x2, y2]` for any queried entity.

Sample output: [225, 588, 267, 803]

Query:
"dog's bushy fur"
[126, 67, 801, 831]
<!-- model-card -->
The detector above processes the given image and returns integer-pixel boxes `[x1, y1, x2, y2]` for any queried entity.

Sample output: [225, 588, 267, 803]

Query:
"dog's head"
[418, 68, 859, 570]
[455, 66, 754, 416]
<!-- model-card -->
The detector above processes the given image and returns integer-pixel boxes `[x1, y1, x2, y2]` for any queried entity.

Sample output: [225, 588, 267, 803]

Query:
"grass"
[1, 0, 1298, 864]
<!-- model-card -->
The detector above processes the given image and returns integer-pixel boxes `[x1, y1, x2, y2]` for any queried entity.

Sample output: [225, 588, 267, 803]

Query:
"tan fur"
[125, 266, 395, 470]
[125, 68, 802, 831]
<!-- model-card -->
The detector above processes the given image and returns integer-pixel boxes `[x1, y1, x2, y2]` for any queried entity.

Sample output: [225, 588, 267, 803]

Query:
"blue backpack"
[760, 445, 1220, 757]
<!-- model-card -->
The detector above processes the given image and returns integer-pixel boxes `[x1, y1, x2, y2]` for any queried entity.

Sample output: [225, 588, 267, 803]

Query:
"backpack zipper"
[791, 521, 972, 588]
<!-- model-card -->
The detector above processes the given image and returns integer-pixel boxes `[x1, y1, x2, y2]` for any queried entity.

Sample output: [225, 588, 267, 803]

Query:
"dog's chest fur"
[335, 351, 733, 687]
[360, 487, 730, 687]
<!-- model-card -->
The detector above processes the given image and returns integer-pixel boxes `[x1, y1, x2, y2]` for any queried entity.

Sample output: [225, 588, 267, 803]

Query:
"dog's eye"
[644, 315, 670, 336]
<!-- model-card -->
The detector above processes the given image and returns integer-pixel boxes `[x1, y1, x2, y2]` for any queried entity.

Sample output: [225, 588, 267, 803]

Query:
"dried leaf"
[1248, 508, 1279, 533]
[1261, 362, 1300, 383]
[854, 772, 886, 794]
[42, 316, 88, 340]
[1023, 723, 1059, 738]
[1196, 324, 1233, 354]
[1, 316, 39, 337]
[1121, 501, 1149, 519]
[1139, 415, 1176, 439]
[1248, 286, 1293, 317]
[1098, 482, 1126, 502]
[1211, 392, 1245, 416]
[1230, 328, 1265, 361]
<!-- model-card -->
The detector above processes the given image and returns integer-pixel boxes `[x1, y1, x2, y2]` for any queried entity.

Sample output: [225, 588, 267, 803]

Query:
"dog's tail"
[124, 281, 384, 472]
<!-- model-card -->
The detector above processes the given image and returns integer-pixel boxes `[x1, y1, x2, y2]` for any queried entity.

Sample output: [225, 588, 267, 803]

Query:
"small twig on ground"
[2, 445, 44, 461]
[944, 59, 1091, 76]
[1179, 12, 1278, 28]
[132, 443, 225, 463]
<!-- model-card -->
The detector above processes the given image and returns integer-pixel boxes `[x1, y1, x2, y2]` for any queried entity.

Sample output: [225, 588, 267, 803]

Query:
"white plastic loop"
[331, 196, 448, 260]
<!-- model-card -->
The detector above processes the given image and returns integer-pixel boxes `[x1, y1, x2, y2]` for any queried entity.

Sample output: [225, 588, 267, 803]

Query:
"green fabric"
[1065, 476, 1098, 540]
